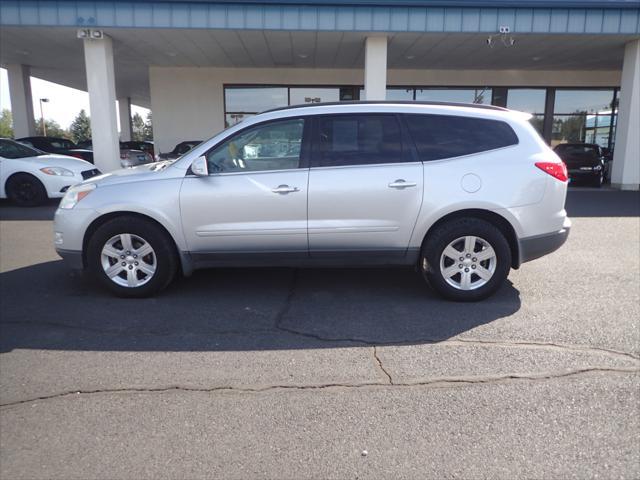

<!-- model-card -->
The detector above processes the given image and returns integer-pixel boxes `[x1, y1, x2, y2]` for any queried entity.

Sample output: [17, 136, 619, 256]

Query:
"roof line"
[265, 100, 508, 113]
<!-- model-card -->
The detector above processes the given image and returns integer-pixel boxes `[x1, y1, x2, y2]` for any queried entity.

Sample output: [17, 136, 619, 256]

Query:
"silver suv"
[54, 102, 570, 301]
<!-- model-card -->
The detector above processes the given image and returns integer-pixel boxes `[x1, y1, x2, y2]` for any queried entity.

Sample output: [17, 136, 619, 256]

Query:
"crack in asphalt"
[2, 367, 637, 409]
[372, 346, 393, 384]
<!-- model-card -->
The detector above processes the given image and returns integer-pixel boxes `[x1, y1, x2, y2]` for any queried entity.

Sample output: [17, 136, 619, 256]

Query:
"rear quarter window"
[404, 114, 519, 161]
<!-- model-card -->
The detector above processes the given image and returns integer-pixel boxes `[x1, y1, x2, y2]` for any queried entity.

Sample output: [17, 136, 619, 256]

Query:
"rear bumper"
[518, 217, 571, 265]
[56, 248, 84, 269]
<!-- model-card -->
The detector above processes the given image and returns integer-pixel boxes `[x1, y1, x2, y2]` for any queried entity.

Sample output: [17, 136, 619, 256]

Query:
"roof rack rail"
[264, 100, 508, 114]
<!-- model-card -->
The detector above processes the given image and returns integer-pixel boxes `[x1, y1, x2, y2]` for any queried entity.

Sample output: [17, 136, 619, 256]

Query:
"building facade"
[1, 0, 639, 189]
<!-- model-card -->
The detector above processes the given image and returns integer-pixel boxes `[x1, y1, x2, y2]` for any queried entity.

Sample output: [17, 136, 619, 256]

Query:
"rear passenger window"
[315, 114, 402, 167]
[404, 114, 518, 161]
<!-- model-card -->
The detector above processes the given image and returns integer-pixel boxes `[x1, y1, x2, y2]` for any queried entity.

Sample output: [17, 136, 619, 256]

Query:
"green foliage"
[69, 109, 92, 143]
[143, 112, 153, 141]
[0, 109, 13, 138]
[131, 111, 153, 141]
[131, 113, 145, 141]
[35, 118, 69, 138]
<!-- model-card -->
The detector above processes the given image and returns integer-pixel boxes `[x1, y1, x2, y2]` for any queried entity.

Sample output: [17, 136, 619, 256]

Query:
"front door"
[180, 117, 310, 256]
[307, 113, 423, 258]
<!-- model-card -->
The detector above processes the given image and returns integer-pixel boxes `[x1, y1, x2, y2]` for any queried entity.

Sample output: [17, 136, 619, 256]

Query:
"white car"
[1, 138, 100, 206]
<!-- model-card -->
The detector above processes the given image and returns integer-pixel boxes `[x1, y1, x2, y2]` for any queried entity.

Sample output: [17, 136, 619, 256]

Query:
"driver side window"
[206, 119, 304, 173]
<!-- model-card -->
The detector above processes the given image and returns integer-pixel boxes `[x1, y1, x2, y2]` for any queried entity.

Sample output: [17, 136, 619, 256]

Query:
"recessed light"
[297, 53, 308, 59]
[532, 56, 541, 61]
[16, 49, 29, 56]
[166, 52, 177, 57]
[405, 55, 415, 60]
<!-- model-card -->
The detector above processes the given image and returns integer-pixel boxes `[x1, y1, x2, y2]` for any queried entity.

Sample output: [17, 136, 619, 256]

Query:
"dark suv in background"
[553, 143, 611, 187]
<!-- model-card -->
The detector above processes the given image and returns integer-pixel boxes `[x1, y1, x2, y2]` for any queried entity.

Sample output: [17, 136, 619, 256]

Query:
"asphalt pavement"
[0, 189, 638, 479]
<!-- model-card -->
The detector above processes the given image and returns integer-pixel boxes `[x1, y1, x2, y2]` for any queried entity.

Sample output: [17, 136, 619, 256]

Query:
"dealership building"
[0, 0, 638, 189]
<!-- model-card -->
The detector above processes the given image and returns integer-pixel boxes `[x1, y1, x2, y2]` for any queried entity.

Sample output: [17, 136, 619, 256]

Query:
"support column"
[611, 39, 640, 191]
[364, 36, 387, 101]
[118, 97, 132, 142]
[83, 33, 120, 172]
[6, 64, 36, 138]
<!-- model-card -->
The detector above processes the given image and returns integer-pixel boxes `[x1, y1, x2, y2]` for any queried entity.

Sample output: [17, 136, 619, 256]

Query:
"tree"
[69, 109, 92, 143]
[35, 118, 68, 138]
[143, 111, 153, 140]
[131, 113, 145, 141]
[0, 109, 13, 138]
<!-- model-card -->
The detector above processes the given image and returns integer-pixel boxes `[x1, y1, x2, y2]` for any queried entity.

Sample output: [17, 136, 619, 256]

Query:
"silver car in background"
[53, 101, 570, 301]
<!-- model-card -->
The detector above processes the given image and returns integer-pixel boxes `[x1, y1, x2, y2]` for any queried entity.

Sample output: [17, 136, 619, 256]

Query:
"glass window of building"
[415, 88, 493, 105]
[224, 87, 288, 127]
[552, 89, 616, 148]
[506, 89, 546, 135]
[386, 88, 414, 100]
[289, 88, 340, 106]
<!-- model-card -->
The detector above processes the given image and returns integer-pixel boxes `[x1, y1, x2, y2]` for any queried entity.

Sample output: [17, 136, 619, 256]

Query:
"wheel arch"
[420, 208, 521, 269]
[81, 211, 192, 275]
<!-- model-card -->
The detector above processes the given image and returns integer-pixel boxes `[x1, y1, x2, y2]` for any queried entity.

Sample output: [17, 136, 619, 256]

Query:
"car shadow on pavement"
[0, 260, 521, 353]
[566, 189, 640, 217]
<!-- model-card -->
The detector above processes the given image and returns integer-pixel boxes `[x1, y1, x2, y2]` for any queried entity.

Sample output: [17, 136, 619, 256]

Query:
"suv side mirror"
[191, 156, 208, 176]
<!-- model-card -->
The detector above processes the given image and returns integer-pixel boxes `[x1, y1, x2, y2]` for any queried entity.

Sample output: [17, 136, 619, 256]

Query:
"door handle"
[388, 179, 417, 189]
[272, 185, 300, 194]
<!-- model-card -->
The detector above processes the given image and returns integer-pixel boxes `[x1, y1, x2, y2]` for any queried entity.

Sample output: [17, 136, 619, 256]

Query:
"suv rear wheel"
[421, 218, 511, 301]
[86, 216, 178, 297]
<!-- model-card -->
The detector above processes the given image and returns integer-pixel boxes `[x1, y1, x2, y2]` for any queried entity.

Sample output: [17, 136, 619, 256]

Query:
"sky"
[0, 67, 149, 131]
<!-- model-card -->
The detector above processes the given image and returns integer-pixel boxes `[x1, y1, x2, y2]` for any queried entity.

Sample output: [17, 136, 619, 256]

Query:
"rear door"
[307, 113, 423, 259]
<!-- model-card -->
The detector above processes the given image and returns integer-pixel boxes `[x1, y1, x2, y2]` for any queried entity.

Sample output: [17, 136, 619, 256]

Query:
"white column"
[611, 39, 640, 191]
[118, 97, 132, 142]
[83, 34, 120, 172]
[364, 36, 387, 101]
[6, 64, 36, 138]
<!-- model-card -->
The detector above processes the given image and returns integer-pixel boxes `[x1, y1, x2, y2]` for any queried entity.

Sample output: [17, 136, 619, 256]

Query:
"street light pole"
[39, 98, 49, 136]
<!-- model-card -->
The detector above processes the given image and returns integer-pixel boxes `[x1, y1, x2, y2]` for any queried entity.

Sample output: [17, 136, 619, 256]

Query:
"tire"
[6, 173, 48, 206]
[86, 216, 178, 297]
[420, 217, 511, 302]
[590, 171, 604, 188]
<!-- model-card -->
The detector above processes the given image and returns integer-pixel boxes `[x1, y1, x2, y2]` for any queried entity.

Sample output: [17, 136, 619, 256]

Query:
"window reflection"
[506, 89, 546, 114]
[554, 89, 614, 114]
[225, 87, 288, 114]
[415, 88, 492, 105]
[289, 88, 340, 106]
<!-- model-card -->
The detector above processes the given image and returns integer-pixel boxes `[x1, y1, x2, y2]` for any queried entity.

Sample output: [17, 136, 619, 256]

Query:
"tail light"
[69, 152, 85, 160]
[120, 152, 127, 159]
[535, 161, 568, 182]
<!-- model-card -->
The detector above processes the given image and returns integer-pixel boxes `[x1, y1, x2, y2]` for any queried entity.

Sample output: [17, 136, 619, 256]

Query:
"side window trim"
[202, 116, 312, 175]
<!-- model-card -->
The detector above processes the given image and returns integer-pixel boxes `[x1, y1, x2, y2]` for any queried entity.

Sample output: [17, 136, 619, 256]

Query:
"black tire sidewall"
[422, 218, 511, 302]
[7, 173, 48, 207]
[87, 216, 177, 297]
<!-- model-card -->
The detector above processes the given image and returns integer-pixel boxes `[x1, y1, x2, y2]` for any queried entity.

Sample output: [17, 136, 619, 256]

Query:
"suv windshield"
[0, 139, 45, 159]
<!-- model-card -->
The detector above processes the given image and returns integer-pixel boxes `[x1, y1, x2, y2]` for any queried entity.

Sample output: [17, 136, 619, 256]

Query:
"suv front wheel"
[86, 216, 178, 297]
[421, 218, 511, 301]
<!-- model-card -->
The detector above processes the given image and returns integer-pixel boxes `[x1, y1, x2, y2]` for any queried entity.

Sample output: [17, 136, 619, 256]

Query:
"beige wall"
[149, 66, 622, 153]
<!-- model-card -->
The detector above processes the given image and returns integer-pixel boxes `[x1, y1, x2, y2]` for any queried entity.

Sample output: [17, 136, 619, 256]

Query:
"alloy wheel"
[439, 235, 497, 290]
[100, 233, 157, 288]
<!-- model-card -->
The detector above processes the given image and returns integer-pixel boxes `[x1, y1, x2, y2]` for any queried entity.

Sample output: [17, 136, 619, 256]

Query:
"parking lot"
[0, 189, 638, 479]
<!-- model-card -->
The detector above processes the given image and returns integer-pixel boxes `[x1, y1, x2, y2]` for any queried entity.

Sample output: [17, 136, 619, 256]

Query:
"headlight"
[59, 183, 96, 209]
[41, 166, 75, 177]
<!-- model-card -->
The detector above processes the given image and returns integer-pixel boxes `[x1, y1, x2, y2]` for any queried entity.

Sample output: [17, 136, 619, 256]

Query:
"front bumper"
[519, 217, 571, 265]
[55, 248, 84, 269]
